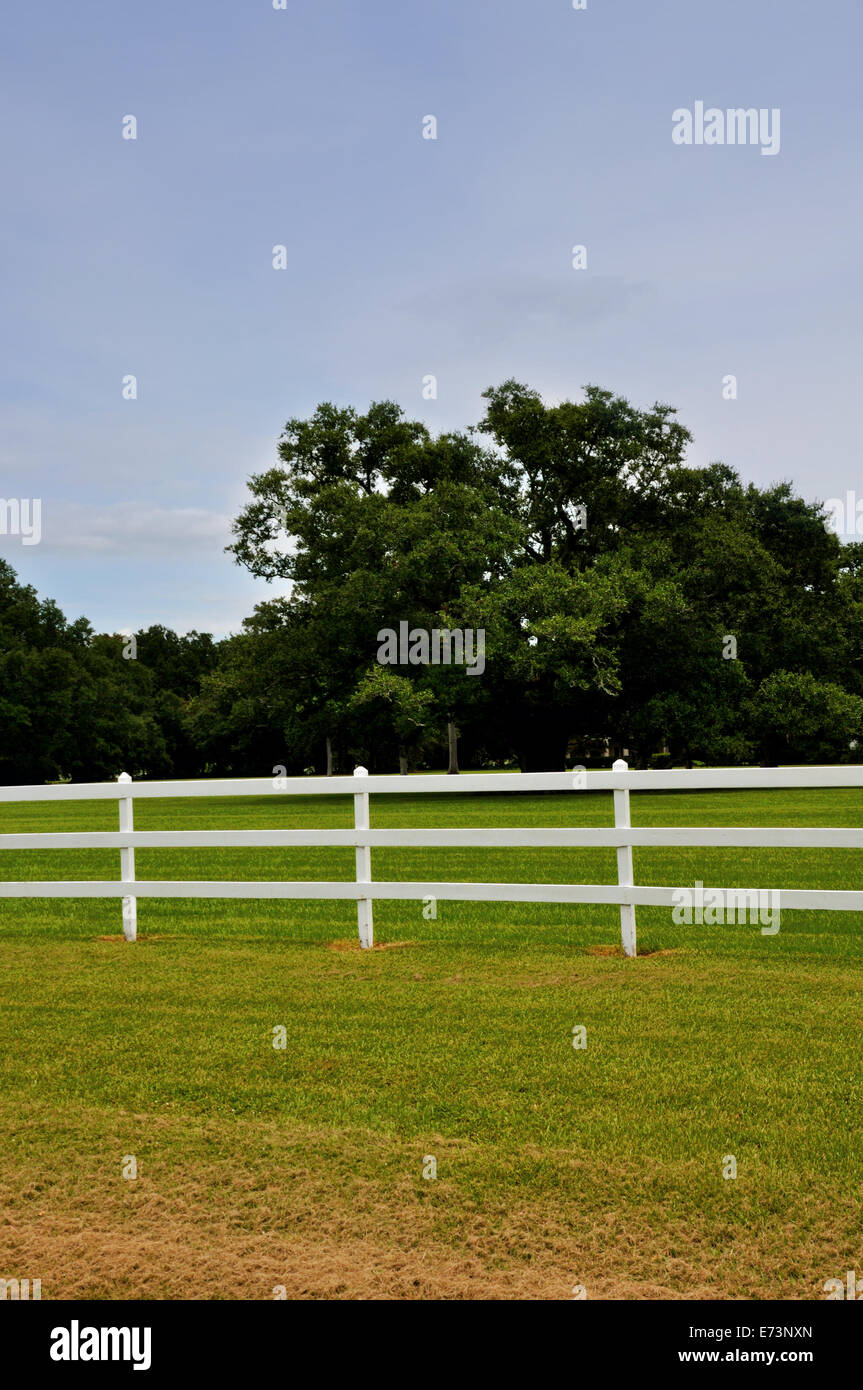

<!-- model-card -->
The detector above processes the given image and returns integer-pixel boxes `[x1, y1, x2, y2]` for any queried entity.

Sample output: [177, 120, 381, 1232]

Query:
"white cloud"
[36, 502, 232, 555]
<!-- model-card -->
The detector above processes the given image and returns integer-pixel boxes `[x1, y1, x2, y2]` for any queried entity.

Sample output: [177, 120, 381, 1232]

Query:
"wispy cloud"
[32, 503, 231, 555]
[396, 274, 650, 342]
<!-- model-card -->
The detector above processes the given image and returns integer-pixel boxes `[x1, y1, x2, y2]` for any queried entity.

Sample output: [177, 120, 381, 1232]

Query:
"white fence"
[1, 761, 862, 955]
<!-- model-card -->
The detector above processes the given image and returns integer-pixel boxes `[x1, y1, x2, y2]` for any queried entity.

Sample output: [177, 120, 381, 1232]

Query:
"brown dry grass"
[327, 939, 418, 953]
[0, 1105, 851, 1301]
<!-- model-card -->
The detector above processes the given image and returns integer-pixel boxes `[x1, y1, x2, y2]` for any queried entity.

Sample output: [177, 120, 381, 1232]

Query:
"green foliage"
[347, 665, 435, 769]
[224, 383, 863, 771]
[4, 380, 862, 783]
[0, 561, 217, 783]
[745, 670, 863, 763]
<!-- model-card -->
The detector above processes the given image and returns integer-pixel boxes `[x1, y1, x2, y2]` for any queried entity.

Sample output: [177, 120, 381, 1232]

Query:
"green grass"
[1, 786, 861, 1299]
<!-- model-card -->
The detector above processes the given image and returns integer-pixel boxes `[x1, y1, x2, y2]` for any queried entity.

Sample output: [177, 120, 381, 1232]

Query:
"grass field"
[1, 783, 861, 1300]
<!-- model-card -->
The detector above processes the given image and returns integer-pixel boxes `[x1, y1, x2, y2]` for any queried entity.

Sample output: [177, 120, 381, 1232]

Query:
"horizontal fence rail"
[3, 826, 863, 849]
[0, 762, 861, 953]
[2, 881, 862, 912]
[2, 765, 863, 802]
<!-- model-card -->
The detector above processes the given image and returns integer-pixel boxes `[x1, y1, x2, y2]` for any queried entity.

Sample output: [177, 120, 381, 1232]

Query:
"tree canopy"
[218, 383, 863, 772]
[3, 382, 861, 782]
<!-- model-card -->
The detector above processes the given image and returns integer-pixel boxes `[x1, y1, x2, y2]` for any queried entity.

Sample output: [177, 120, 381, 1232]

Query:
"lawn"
[0, 784, 861, 1300]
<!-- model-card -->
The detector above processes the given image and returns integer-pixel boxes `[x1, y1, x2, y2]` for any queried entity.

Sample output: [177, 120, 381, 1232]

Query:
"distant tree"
[128, 625, 220, 777]
[347, 666, 435, 773]
[745, 671, 863, 765]
[0, 561, 164, 783]
[227, 400, 521, 770]
[221, 384, 863, 771]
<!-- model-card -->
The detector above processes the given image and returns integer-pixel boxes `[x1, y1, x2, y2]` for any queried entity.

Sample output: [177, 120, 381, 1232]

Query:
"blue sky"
[2, 0, 861, 636]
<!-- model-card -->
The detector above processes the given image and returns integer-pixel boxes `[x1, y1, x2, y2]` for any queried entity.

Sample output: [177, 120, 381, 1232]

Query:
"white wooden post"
[118, 772, 137, 942]
[612, 758, 636, 957]
[353, 766, 373, 948]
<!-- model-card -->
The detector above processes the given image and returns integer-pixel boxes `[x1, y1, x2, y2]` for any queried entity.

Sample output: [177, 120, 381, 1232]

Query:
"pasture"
[1, 783, 861, 1300]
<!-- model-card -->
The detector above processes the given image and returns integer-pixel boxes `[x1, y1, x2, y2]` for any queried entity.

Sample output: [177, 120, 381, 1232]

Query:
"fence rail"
[0, 761, 861, 954]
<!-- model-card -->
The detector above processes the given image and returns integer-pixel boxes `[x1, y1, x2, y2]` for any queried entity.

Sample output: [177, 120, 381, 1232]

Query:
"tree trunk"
[447, 720, 459, 774]
[398, 748, 408, 776]
[325, 736, 334, 777]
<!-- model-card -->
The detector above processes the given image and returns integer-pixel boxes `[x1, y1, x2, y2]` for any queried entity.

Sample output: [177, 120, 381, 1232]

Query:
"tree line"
[3, 381, 862, 784]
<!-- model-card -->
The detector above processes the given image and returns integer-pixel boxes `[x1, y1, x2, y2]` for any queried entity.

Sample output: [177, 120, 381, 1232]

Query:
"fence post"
[117, 772, 137, 942]
[353, 766, 373, 949]
[612, 758, 637, 957]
